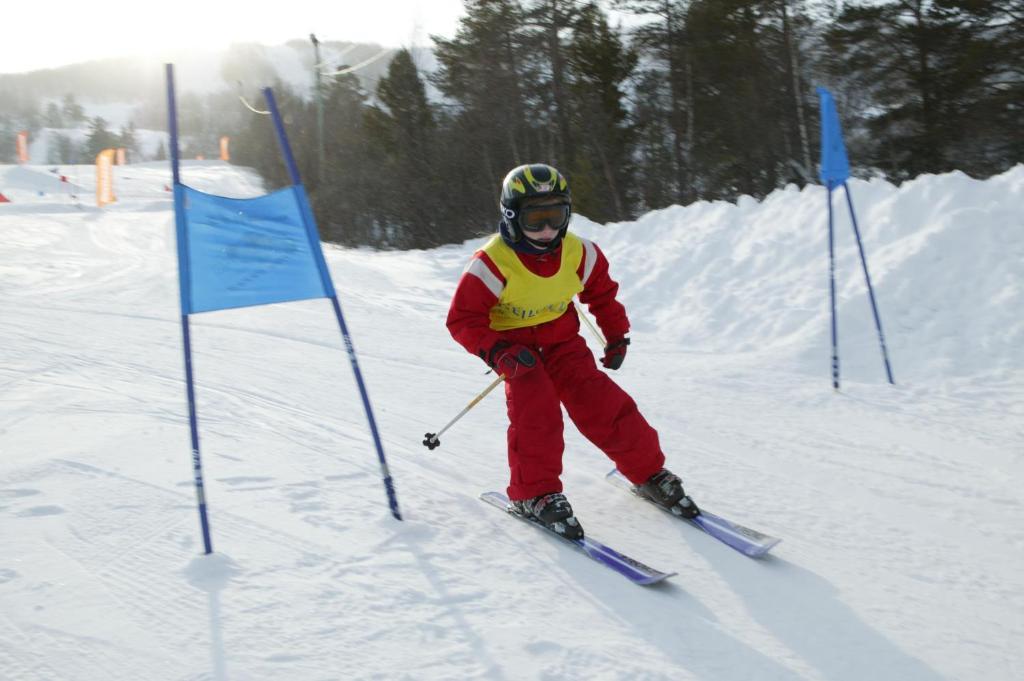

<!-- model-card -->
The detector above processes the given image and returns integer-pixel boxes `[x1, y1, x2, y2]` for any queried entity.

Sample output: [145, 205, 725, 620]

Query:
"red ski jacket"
[447, 234, 630, 362]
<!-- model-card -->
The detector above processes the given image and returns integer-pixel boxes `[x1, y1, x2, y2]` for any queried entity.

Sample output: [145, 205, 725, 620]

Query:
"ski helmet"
[499, 163, 572, 252]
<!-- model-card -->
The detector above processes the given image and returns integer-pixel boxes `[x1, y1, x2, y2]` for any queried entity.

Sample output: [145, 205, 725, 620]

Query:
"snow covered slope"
[1, 162, 1021, 680]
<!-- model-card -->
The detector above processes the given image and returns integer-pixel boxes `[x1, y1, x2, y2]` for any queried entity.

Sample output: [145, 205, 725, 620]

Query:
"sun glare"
[1, 0, 464, 74]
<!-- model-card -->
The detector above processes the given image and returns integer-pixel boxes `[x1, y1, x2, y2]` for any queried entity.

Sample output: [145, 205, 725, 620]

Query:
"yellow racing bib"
[483, 234, 584, 331]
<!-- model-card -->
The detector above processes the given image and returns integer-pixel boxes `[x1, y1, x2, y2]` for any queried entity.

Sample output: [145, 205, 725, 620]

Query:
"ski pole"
[577, 300, 607, 347]
[423, 374, 505, 450]
[842, 181, 895, 385]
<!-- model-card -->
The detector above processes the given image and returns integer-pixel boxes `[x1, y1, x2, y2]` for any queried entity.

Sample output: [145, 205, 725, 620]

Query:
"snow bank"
[573, 165, 1024, 386]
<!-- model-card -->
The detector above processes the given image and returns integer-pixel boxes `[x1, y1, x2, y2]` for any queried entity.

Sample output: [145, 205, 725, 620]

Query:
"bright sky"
[1, 0, 467, 74]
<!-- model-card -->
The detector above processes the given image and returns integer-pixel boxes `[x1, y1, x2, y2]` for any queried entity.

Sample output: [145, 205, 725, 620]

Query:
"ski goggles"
[519, 203, 571, 232]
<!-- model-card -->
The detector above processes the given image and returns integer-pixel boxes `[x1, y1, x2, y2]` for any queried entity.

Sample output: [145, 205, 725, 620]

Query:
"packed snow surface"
[1, 161, 1021, 680]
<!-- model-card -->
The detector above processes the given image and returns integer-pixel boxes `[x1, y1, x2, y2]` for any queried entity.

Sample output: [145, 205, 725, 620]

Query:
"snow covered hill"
[1, 161, 1021, 680]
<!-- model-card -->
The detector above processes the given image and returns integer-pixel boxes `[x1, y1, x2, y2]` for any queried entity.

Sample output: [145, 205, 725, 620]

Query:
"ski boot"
[513, 492, 584, 540]
[638, 468, 700, 519]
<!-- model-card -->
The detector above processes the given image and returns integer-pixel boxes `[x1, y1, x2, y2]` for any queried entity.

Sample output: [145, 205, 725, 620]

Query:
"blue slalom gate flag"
[817, 87, 850, 187]
[816, 85, 894, 390]
[166, 64, 401, 557]
[179, 185, 333, 314]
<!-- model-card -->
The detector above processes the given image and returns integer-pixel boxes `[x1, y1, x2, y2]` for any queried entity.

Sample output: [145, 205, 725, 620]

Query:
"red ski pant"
[503, 334, 665, 501]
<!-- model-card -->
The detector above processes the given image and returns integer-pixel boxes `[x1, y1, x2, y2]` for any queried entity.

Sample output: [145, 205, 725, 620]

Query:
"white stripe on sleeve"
[465, 257, 504, 298]
[579, 236, 597, 285]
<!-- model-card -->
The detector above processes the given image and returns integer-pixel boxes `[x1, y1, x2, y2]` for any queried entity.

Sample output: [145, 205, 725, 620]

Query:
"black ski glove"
[601, 337, 630, 370]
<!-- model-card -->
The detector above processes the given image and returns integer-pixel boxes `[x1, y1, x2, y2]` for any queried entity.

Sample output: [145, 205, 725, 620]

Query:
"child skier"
[446, 163, 699, 539]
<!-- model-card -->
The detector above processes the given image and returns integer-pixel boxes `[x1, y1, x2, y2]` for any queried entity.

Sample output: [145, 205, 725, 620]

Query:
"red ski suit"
[446, 233, 666, 501]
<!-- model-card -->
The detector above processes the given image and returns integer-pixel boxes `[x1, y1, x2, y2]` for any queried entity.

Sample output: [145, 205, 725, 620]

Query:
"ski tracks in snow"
[0, 458, 507, 679]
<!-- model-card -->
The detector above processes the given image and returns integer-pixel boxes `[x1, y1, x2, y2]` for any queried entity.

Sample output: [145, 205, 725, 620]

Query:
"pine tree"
[631, 70, 677, 209]
[686, 0, 794, 199]
[45, 102, 64, 128]
[615, 0, 694, 201]
[826, 0, 1020, 179]
[522, 0, 586, 170]
[118, 122, 139, 161]
[365, 49, 446, 247]
[82, 117, 120, 160]
[432, 0, 533, 227]
[567, 3, 638, 221]
[312, 74, 378, 246]
[776, 0, 814, 177]
[47, 134, 74, 164]
[61, 94, 86, 125]
[935, 0, 1023, 175]
[232, 83, 301, 192]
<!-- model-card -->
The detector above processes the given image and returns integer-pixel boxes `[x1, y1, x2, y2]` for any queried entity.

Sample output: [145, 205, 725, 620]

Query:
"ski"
[480, 491, 675, 586]
[606, 469, 781, 558]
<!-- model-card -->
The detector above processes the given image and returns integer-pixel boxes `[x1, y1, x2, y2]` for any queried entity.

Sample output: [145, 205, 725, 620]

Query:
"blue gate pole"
[167, 63, 214, 553]
[842, 182, 895, 384]
[262, 87, 402, 521]
[827, 182, 840, 390]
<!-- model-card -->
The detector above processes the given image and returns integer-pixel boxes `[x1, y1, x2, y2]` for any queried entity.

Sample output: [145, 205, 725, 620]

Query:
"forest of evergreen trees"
[3, 1, 1020, 249]
[248, 0, 1021, 248]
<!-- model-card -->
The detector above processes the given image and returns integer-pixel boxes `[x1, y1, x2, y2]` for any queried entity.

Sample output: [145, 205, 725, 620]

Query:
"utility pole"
[310, 33, 325, 184]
